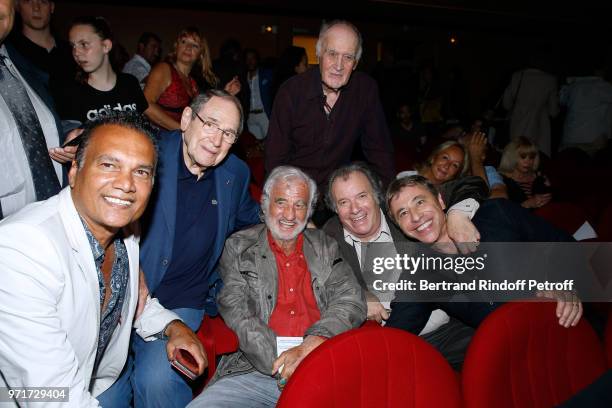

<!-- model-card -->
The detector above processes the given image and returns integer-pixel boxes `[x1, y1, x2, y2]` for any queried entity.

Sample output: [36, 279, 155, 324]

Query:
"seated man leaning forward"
[0, 113, 205, 407]
[384, 175, 583, 340]
[188, 165, 366, 408]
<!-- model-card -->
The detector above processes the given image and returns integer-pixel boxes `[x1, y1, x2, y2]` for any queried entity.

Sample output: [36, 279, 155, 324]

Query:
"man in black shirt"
[265, 20, 395, 226]
[6, 0, 75, 88]
[385, 175, 582, 337]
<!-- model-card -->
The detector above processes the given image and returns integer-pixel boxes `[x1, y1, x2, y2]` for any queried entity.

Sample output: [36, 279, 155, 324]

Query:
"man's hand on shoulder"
[272, 335, 326, 387]
[446, 210, 480, 254]
[164, 321, 208, 376]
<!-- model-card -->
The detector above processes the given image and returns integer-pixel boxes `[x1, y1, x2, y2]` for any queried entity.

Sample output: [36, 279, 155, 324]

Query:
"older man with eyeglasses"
[105, 89, 261, 408]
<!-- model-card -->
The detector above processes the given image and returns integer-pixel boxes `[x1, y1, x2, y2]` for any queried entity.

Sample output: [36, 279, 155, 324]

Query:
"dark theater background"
[53, 0, 612, 123]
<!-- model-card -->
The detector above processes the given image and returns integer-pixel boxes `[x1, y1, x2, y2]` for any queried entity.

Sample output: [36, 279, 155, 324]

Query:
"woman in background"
[498, 136, 552, 208]
[51, 16, 148, 163]
[397, 140, 469, 186]
[144, 27, 239, 130]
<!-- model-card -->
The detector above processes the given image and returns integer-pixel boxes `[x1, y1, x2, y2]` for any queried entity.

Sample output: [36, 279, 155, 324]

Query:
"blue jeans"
[187, 371, 280, 408]
[96, 355, 133, 408]
[97, 308, 205, 408]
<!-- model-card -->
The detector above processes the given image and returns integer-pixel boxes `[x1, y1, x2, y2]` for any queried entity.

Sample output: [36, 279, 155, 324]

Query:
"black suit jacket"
[5, 42, 64, 143]
[5, 42, 66, 185]
[386, 197, 574, 334]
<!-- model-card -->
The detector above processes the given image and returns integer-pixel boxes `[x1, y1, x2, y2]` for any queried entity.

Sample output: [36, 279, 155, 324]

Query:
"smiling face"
[429, 145, 464, 184]
[332, 171, 382, 242]
[389, 184, 447, 244]
[69, 23, 111, 74]
[69, 124, 155, 244]
[180, 95, 240, 176]
[318, 24, 359, 91]
[265, 177, 309, 243]
[17, 0, 53, 31]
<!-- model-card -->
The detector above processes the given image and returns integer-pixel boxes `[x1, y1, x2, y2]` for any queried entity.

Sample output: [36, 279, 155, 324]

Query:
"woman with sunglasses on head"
[498, 136, 552, 209]
[143, 27, 240, 131]
[397, 140, 470, 186]
[50, 16, 149, 164]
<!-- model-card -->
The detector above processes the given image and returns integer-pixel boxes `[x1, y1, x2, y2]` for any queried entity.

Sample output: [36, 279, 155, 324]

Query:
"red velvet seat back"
[277, 326, 462, 408]
[534, 202, 589, 236]
[193, 316, 239, 396]
[462, 302, 606, 408]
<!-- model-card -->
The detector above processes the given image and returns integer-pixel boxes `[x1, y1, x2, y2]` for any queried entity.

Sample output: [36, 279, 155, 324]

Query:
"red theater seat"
[462, 302, 607, 408]
[276, 327, 462, 408]
[249, 182, 262, 202]
[534, 202, 590, 236]
[193, 316, 239, 395]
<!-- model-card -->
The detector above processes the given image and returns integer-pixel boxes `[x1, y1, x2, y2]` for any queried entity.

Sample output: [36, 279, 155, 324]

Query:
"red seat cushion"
[277, 326, 462, 408]
[462, 302, 607, 408]
[193, 316, 239, 395]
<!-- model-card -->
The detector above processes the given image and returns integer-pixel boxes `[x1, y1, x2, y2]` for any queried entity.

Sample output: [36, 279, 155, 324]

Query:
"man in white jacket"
[0, 113, 206, 407]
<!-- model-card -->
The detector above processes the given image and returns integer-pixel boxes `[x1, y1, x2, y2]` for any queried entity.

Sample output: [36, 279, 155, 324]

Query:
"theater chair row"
[194, 302, 612, 407]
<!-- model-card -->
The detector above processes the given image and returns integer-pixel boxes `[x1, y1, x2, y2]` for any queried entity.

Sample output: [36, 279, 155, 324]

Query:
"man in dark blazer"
[106, 90, 261, 408]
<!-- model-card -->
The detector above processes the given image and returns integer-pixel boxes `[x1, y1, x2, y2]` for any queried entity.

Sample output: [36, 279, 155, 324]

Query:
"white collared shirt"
[122, 54, 151, 89]
[248, 71, 264, 111]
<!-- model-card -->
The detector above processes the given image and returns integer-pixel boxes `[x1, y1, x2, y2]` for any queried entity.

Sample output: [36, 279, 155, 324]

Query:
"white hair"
[315, 19, 363, 62]
[261, 166, 318, 219]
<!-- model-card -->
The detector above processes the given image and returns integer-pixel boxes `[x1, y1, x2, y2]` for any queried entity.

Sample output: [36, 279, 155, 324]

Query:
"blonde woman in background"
[498, 136, 552, 208]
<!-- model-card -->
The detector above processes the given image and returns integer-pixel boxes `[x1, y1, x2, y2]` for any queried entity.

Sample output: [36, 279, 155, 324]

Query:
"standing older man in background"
[265, 20, 395, 226]
[188, 166, 366, 408]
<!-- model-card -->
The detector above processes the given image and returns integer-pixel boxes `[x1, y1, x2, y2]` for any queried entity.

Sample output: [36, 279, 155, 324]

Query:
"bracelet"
[155, 319, 182, 341]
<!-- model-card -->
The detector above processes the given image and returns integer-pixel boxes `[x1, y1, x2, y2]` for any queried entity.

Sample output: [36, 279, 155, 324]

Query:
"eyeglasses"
[193, 112, 238, 144]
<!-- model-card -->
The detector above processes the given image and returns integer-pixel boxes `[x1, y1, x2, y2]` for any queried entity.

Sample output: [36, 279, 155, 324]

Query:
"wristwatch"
[154, 319, 182, 341]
